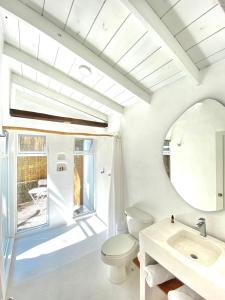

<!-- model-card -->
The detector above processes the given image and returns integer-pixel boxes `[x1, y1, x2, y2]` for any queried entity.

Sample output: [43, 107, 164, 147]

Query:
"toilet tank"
[125, 207, 154, 240]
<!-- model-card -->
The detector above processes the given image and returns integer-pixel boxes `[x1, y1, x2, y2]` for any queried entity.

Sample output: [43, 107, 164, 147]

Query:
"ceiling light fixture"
[79, 65, 92, 77]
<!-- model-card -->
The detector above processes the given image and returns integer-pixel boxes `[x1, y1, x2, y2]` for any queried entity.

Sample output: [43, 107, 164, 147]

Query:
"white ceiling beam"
[4, 43, 124, 114]
[11, 73, 108, 122]
[0, 0, 151, 104]
[121, 0, 200, 84]
[15, 90, 104, 123]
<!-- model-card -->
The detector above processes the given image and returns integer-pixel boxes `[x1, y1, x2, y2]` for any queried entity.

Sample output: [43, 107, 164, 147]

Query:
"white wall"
[95, 137, 114, 225]
[47, 135, 74, 228]
[122, 59, 225, 242]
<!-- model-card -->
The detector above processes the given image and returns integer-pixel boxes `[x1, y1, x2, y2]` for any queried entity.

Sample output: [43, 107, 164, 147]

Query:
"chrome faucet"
[196, 217, 207, 237]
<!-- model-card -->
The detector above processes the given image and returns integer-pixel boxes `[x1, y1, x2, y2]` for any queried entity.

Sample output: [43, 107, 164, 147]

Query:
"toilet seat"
[101, 234, 137, 257]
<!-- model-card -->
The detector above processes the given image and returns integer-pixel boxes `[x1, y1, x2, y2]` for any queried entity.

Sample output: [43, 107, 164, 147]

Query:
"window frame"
[18, 134, 47, 155]
[73, 138, 95, 218]
[74, 138, 94, 155]
[1, 134, 10, 266]
[16, 133, 49, 233]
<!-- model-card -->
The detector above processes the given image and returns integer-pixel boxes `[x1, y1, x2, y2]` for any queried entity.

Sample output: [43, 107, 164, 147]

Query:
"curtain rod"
[3, 126, 115, 137]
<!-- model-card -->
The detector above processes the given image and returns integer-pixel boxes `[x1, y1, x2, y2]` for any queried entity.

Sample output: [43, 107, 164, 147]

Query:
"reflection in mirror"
[163, 99, 225, 212]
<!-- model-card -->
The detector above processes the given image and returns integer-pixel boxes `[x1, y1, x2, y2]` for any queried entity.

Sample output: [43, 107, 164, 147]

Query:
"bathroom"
[0, 0, 225, 299]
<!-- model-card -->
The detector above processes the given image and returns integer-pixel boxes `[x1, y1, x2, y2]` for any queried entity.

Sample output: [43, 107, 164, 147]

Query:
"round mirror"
[163, 99, 225, 212]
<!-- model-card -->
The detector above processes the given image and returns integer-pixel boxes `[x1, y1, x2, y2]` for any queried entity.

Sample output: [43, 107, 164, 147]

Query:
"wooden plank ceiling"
[0, 0, 225, 117]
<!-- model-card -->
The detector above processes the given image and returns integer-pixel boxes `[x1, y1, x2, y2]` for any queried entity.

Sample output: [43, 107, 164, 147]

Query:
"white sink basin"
[167, 229, 221, 266]
[140, 219, 225, 299]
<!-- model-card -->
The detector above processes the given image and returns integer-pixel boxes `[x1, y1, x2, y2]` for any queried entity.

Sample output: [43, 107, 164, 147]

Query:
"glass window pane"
[74, 138, 93, 152]
[2, 157, 9, 255]
[17, 156, 48, 231]
[19, 135, 46, 153]
[73, 154, 94, 217]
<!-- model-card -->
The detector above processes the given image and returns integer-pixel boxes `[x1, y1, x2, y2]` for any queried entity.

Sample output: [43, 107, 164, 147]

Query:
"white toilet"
[101, 206, 153, 284]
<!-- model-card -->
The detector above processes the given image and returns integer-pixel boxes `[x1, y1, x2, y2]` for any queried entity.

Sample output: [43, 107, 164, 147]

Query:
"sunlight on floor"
[16, 215, 107, 260]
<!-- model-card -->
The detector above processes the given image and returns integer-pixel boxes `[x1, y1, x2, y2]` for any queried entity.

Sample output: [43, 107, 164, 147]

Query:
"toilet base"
[107, 265, 127, 284]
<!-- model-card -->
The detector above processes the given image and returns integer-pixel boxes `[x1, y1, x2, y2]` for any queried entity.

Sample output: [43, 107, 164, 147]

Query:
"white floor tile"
[7, 217, 166, 300]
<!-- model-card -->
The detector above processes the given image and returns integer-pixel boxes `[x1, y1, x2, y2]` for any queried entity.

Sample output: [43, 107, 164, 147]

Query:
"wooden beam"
[10, 109, 108, 128]
[121, 0, 200, 84]
[4, 44, 124, 114]
[12, 73, 107, 122]
[0, 0, 151, 104]
[3, 126, 113, 136]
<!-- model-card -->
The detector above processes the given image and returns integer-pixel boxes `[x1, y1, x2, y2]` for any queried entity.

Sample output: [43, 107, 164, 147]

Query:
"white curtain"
[108, 136, 125, 237]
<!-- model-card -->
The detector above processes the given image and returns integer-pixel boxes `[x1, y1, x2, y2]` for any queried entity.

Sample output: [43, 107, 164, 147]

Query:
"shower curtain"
[108, 136, 125, 237]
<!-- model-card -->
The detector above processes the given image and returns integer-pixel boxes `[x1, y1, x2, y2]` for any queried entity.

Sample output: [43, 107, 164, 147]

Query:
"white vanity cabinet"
[139, 219, 225, 300]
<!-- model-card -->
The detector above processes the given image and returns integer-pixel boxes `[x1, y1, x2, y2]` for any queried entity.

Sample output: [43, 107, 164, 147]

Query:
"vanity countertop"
[140, 218, 225, 300]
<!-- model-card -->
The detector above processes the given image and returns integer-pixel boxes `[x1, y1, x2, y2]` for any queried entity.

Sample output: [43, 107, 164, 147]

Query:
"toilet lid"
[101, 234, 137, 256]
[125, 207, 153, 224]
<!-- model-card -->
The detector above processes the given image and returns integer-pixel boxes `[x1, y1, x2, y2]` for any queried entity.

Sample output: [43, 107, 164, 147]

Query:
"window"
[17, 134, 48, 231]
[1, 134, 9, 262]
[73, 138, 94, 217]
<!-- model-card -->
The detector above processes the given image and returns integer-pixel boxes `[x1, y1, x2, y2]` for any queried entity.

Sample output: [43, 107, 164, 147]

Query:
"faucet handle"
[198, 217, 205, 222]
[196, 217, 205, 227]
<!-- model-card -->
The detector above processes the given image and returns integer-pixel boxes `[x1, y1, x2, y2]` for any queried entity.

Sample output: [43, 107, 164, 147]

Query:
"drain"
[190, 253, 198, 259]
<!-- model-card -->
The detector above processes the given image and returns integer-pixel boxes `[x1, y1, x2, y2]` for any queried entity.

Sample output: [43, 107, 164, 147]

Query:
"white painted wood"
[129, 48, 171, 81]
[104, 84, 125, 100]
[19, 20, 39, 57]
[177, 5, 225, 50]
[43, 0, 74, 29]
[79, 95, 92, 106]
[12, 73, 108, 121]
[97, 106, 110, 114]
[196, 48, 225, 69]
[101, 14, 146, 64]
[150, 71, 184, 91]
[121, 0, 200, 83]
[36, 71, 49, 87]
[89, 101, 102, 110]
[94, 76, 115, 94]
[38, 33, 59, 66]
[54, 46, 75, 74]
[48, 78, 62, 93]
[65, 0, 105, 40]
[68, 56, 103, 88]
[187, 28, 225, 63]
[146, 0, 180, 18]
[19, 0, 44, 14]
[7, 57, 22, 75]
[116, 32, 160, 74]
[84, 0, 129, 54]
[140, 61, 181, 88]
[4, 43, 124, 113]
[60, 85, 74, 97]
[21, 64, 36, 81]
[162, 0, 218, 35]
[82, 73, 103, 89]
[14, 89, 102, 122]
[114, 89, 135, 104]
[0, 10, 20, 48]
[121, 97, 138, 106]
[69, 57, 103, 87]
[0, 0, 151, 103]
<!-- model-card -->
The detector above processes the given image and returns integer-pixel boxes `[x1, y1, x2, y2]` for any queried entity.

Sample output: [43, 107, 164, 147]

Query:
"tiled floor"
[7, 215, 166, 300]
